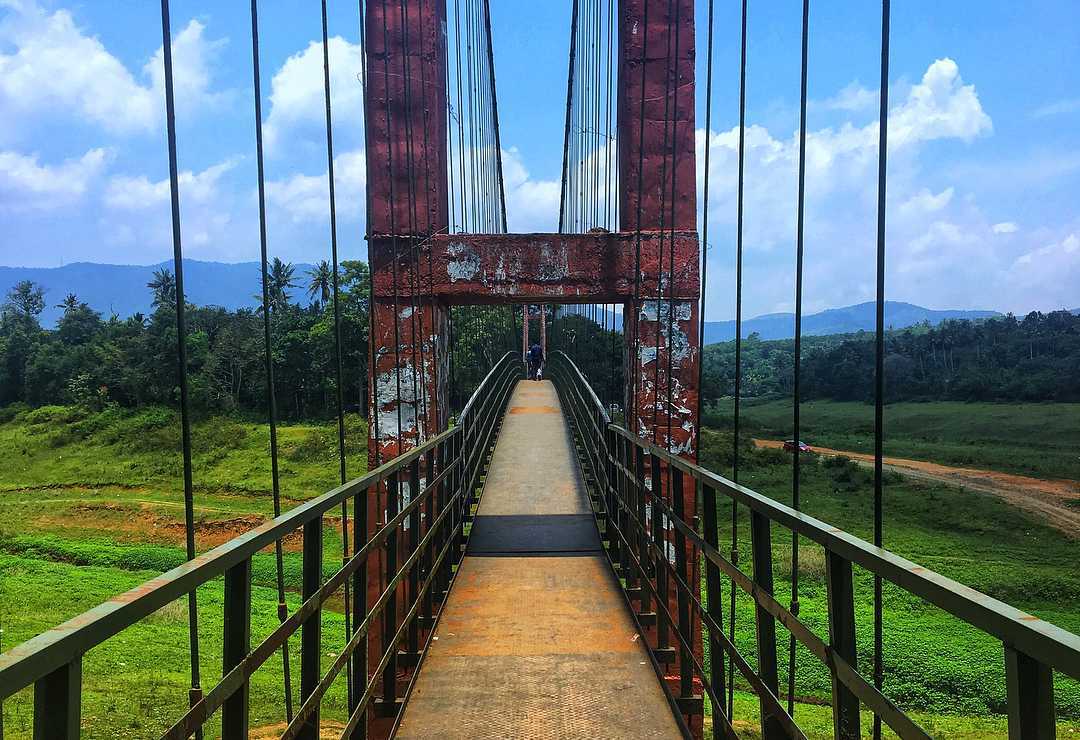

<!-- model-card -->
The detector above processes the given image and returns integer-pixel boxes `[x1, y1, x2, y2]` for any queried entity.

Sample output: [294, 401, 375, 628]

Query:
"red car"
[783, 440, 812, 453]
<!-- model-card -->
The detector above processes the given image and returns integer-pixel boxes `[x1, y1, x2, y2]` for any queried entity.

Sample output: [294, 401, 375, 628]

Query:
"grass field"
[704, 398, 1080, 481]
[695, 428, 1080, 732]
[1, 403, 1079, 736]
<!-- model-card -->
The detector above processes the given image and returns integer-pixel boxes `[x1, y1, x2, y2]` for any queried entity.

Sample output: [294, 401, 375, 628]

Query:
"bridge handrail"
[550, 349, 1079, 740]
[0, 350, 522, 738]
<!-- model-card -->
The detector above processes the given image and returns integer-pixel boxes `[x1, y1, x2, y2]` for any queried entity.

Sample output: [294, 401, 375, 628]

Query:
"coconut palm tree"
[56, 293, 80, 314]
[268, 257, 296, 312]
[147, 268, 176, 309]
[306, 260, 333, 306]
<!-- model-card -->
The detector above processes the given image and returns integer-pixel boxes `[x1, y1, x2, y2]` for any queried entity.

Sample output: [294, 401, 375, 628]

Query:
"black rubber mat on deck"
[467, 514, 601, 555]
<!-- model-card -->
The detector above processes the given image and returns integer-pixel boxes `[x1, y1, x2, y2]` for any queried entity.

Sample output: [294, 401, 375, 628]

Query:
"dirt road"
[754, 439, 1080, 537]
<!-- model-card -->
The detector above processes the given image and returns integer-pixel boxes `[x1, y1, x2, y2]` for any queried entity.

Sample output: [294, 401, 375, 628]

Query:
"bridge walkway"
[396, 380, 680, 739]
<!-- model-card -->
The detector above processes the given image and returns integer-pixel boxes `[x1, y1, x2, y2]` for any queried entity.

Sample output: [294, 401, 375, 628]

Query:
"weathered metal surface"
[618, 0, 696, 232]
[396, 382, 681, 739]
[364, 0, 448, 236]
[370, 232, 700, 303]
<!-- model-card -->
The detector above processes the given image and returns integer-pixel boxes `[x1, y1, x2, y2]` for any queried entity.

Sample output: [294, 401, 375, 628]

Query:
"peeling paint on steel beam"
[371, 232, 699, 303]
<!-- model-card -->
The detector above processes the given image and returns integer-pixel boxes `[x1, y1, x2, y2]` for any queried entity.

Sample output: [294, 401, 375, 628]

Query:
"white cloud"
[1032, 98, 1080, 119]
[0, 147, 107, 211]
[104, 159, 238, 210]
[265, 149, 366, 223]
[0, 2, 226, 140]
[502, 146, 561, 233]
[813, 82, 877, 113]
[263, 37, 364, 153]
[992, 221, 1018, 234]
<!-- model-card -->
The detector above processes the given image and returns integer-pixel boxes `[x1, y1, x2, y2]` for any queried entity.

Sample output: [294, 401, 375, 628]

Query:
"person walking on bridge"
[528, 342, 544, 380]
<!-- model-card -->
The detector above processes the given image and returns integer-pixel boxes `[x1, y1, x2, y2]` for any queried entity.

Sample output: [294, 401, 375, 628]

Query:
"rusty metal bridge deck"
[397, 381, 679, 739]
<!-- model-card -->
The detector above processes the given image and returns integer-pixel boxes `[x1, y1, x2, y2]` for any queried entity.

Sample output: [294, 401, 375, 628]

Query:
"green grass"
[0, 404, 368, 737]
[0, 555, 350, 739]
[705, 398, 1080, 481]
[696, 429, 1080, 727]
[2, 403, 1079, 735]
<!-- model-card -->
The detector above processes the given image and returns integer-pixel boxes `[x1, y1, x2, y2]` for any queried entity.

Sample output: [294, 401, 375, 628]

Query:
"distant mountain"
[595, 301, 1001, 344]
[0, 260, 315, 326]
[701, 301, 1002, 343]
[0, 262, 1007, 336]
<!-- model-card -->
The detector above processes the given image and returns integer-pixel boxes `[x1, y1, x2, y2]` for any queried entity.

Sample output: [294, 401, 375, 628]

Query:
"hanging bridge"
[1, 0, 1079, 739]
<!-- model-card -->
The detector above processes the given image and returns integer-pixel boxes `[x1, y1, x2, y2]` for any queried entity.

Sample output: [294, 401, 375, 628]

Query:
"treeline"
[0, 260, 530, 420]
[0, 260, 370, 419]
[702, 310, 1080, 404]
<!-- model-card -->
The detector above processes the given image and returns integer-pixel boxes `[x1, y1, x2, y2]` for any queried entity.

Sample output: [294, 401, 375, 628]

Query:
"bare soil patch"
[755, 439, 1080, 537]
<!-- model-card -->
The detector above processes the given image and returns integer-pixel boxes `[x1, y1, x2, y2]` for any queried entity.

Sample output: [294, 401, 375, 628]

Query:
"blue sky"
[1, 0, 1078, 319]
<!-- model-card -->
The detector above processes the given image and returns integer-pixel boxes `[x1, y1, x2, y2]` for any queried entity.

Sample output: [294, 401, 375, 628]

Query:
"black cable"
[628, 0, 650, 432]
[559, 0, 580, 233]
[250, 0, 294, 719]
[873, 3, 891, 738]
[787, 0, 810, 717]
[482, 0, 507, 231]
[697, 0, 717, 715]
[319, 0, 353, 708]
[729, 0, 749, 719]
[158, 2, 203, 734]
[651, 0, 677, 445]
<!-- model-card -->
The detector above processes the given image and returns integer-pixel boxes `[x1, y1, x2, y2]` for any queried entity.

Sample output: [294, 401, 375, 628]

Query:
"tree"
[5, 280, 46, 324]
[268, 258, 296, 312]
[147, 268, 176, 309]
[56, 293, 80, 314]
[307, 260, 333, 305]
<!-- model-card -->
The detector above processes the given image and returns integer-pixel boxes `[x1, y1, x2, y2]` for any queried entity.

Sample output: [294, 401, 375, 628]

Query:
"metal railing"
[550, 350, 1080, 740]
[0, 352, 521, 739]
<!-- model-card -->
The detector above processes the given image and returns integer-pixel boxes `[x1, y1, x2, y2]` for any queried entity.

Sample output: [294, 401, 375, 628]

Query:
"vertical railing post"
[423, 447, 436, 628]
[222, 557, 252, 739]
[299, 514, 323, 740]
[33, 658, 81, 740]
[407, 457, 421, 661]
[350, 484, 369, 740]
[1005, 646, 1055, 740]
[825, 551, 860, 740]
[635, 445, 649, 610]
[750, 510, 783, 739]
[381, 471, 400, 716]
[671, 468, 694, 699]
[651, 454, 670, 655]
[701, 481, 726, 737]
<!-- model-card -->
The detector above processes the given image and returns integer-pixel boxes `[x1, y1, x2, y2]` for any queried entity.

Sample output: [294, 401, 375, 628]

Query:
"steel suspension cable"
[663, 0, 685, 454]
[249, 0, 295, 719]
[728, 0, 749, 718]
[629, 0, 650, 432]
[873, 3, 892, 738]
[787, 0, 811, 716]
[158, 1, 203, 733]
[651, 0, 677, 445]
[696, 0, 717, 718]
[558, 0, 580, 233]
[319, 0, 353, 707]
[482, 0, 508, 231]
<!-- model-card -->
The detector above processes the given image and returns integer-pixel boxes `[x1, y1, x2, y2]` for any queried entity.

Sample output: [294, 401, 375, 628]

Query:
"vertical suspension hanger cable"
[249, 0, 294, 719]
[629, 0, 650, 434]
[558, 0, 580, 234]
[319, 0, 353, 707]
[158, 1, 203, 732]
[728, 0, 749, 719]
[787, 0, 811, 716]
[482, 0, 507, 232]
[873, 3, 891, 738]
[663, 0, 684, 453]
[651, 0, 677, 445]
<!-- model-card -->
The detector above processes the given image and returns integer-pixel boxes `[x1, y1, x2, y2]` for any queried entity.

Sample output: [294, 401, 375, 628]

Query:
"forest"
[700, 310, 1080, 405]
